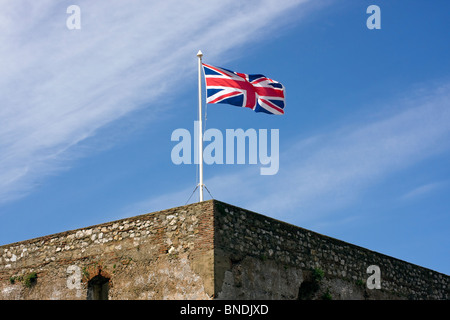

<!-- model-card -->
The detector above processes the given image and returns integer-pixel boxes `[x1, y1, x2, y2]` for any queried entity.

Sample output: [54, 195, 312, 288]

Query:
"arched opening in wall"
[87, 274, 110, 300]
[297, 280, 319, 300]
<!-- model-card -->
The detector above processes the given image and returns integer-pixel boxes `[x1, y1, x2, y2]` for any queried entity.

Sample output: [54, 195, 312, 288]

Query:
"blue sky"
[1, 0, 449, 275]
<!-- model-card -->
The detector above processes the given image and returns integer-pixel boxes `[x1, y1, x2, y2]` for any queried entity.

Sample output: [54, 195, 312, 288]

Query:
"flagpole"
[197, 50, 204, 202]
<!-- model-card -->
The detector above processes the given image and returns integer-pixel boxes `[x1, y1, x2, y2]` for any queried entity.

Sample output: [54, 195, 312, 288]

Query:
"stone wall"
[0, 201, 215, 300]
[213, 201, 449, 300]
[0, 200, 448, 300]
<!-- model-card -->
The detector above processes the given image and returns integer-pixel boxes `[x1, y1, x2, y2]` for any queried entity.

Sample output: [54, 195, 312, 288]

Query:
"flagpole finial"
[197, 50, 203, 58]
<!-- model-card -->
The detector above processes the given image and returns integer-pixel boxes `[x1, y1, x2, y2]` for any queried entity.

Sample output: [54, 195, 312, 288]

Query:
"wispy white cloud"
[400, 181, 447, 201]
[0, 0, 314, 204]
[244, 82, 450, 220]
[128, 82, 450, 224]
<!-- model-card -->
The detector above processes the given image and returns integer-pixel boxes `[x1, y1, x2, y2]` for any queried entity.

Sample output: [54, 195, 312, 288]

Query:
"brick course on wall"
[0, 200, 448, 300]
[0, 201, 215, 299]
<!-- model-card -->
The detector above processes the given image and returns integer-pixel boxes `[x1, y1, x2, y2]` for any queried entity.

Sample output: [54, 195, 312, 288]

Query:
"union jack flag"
[202, 63, 285, 115]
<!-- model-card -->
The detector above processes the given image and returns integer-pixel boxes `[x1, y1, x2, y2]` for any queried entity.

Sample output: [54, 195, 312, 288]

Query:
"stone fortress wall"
[0, 201, 216, 299]
[212, 201, 448, 299]
[0, 200, 448, 299]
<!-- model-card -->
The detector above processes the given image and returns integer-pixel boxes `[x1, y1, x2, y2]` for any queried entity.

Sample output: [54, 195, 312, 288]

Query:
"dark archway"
[87, 274, 110, 300]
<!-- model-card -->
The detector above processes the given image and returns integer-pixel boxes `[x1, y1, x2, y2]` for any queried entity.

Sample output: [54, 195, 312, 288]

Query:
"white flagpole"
[197, 50, 204, 202]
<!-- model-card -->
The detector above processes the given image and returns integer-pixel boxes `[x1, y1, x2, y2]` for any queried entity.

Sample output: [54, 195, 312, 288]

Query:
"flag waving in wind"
[202, 63, 285, 115]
